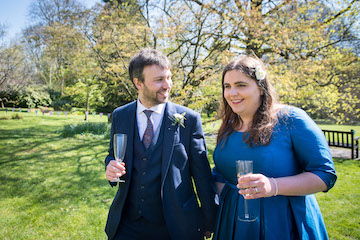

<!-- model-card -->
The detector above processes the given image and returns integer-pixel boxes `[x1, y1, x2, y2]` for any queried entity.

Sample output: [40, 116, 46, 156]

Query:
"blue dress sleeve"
[288, 107, 337, 191]
[212, 166, 228, 183]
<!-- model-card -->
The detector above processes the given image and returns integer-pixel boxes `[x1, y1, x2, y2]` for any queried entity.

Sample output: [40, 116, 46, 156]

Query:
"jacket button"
[143, 157, 147, 161]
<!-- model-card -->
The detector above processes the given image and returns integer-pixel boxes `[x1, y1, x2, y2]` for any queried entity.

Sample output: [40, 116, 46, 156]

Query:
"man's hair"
[129, 48, 171, 82]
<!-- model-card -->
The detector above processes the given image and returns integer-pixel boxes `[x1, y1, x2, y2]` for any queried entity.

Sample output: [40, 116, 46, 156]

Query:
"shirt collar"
[137, 98, 166, 115]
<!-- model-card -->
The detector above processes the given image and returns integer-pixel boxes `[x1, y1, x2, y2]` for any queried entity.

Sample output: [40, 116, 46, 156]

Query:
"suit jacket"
[105, 101, 217, 240]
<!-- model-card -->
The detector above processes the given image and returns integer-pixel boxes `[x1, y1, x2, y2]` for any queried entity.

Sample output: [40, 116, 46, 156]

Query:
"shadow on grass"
[0, 124, 114, 211]
[333, 157, 360, 165]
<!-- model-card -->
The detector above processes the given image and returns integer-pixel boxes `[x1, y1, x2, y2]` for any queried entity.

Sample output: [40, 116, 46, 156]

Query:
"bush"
[204, 99, 220, 117]
[11, 113, 22, 119]
[52, 100, 73, 111]
[39, 106, 54, 114]
[60, 122, 110, 138]
[23, 86, 52, 108]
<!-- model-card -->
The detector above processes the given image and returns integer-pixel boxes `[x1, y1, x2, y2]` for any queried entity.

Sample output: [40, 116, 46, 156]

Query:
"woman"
[212, 55, 337, 239]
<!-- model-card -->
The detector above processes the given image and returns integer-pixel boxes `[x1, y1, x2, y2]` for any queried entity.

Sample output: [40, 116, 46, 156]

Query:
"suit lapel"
[123, 101, 136, 183]
[161, 102, 178, 186]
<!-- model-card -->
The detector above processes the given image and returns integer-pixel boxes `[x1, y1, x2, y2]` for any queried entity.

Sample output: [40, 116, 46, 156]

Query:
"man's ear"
[133, 78, 142, 90]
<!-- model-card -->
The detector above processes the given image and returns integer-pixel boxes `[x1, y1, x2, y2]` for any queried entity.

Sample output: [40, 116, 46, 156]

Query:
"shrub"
[23, 86, 52, 108]
[11, 113, 22, 119]
[52, 100, 73, 111]
[39, 106, 54, 113]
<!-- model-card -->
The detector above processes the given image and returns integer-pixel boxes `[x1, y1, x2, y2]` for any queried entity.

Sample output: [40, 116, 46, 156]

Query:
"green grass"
[60, 122, 110, 138]
[0, 111, 112, 240]
[0, 111, 359, 239]
[316, 159, 360, 240]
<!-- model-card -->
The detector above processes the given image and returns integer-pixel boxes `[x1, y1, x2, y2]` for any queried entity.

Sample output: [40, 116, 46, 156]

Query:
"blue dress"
[213, 107, 337, 240]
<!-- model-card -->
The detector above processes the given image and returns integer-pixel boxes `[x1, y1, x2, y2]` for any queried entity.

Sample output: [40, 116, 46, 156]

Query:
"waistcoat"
[123, 116, 166, 224]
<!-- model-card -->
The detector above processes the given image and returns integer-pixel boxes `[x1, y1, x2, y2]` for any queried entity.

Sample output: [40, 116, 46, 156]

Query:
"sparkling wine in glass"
[113, 133, 127, 183]
[236, 160, 256, 222]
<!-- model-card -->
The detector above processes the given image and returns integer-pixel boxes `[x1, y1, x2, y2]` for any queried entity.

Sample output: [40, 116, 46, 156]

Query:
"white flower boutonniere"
[255, 66, 266, 81]
[169, 112, 186, 128]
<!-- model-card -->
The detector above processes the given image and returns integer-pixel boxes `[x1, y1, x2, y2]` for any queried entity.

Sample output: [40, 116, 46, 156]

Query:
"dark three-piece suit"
[104, 101, 217, 240]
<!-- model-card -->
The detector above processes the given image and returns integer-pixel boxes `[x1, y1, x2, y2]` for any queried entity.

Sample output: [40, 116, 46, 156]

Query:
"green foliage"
[87, 1, 149, 110]
[0, 86, 52, 108]
[52, 99, 73, 111]
[270, 48, 360, 123]
[4, 0, 359, 123]
[11, 113, 22, 119]
[60, 122, 110, 138]
[23, 86, 52, 108]
[39, 106, 54, 113]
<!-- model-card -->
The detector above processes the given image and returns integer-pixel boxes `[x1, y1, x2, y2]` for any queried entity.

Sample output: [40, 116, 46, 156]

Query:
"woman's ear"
[259, 88, 265, 96]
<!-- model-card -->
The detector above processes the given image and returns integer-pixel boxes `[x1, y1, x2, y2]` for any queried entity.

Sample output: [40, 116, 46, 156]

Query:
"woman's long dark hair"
[217, 55, 279, 147]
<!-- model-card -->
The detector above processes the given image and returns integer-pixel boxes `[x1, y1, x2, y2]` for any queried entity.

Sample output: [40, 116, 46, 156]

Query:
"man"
[104, 48, 217, 240]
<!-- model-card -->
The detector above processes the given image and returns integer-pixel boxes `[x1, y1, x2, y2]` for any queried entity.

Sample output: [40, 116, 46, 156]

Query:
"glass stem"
[244, 199, 249, 218]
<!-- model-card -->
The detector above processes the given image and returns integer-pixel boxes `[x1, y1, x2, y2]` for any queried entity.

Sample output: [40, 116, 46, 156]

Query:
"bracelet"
[271, 177, 278, 196]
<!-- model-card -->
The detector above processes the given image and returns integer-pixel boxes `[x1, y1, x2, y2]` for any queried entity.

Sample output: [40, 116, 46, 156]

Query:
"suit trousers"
[113, 216, 171, 240]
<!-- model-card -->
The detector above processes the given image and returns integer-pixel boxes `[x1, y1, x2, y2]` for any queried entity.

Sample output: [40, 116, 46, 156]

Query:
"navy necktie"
[143, 110, 154, 149]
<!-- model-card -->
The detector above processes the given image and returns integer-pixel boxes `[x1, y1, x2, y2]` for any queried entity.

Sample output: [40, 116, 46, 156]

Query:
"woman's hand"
[237, 174, 276, 199]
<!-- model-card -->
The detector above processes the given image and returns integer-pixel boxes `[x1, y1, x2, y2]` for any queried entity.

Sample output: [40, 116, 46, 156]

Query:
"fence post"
[351, 129, 355, 159]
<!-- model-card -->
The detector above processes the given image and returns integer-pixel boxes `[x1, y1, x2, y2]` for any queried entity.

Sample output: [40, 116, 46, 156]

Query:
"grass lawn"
[0, 111, 112, 239]
[1, 111, 359, 239]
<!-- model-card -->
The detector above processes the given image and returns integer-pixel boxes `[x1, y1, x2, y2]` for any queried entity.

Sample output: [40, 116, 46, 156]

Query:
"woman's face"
[223, 70, 263, 120]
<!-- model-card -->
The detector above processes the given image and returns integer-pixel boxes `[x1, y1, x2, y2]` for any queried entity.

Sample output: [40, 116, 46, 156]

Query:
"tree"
[146, 0, 360, 121]
[85, 1, 152, 111]
[0, 42, 32, 91]
[4, 0, 358, 122]
[0, 23, 6, 39]
[26, 0, 86, 94]
[62, 32, 103, 119]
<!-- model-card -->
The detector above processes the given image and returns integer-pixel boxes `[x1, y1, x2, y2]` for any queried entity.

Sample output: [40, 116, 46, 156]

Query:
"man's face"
[134, 65, 172, 108]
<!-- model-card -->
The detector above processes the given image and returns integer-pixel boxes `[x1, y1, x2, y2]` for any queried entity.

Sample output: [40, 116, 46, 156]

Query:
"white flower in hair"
[255, 66, 266, 81]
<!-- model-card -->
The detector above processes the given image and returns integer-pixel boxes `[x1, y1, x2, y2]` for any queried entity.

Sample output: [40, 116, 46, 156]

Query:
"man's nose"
[163, 78, 172, 89]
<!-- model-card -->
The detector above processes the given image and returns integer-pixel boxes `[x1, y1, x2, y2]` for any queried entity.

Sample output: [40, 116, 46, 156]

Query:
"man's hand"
[105, 160, 126, 181]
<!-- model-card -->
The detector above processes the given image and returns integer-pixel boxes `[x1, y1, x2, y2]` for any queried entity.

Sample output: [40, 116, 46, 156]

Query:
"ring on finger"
[254, 187, 259, 194]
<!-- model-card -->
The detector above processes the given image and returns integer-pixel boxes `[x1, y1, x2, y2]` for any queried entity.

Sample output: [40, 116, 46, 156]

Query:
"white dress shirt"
[136, 98, 166, 141]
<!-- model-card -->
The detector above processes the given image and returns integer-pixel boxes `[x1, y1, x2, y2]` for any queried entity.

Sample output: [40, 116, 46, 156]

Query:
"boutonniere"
[169, 112, 186, 128]
[255, 66, 266, 81]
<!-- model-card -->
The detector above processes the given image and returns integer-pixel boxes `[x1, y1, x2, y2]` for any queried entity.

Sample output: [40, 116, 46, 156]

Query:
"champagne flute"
[236, 160, 256, 222]
[113, 133, 127, 183]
